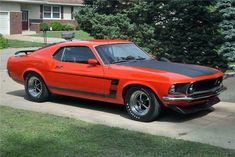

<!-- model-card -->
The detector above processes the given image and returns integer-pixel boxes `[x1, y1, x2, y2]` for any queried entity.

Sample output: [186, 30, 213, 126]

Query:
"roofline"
[55, 40, 132, 47]
[46, 2, 84, 6]
[1, 0, 84, 6]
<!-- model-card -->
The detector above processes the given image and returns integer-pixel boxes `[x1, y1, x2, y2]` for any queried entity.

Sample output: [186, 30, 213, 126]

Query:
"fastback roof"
[57, 40, 132, 47]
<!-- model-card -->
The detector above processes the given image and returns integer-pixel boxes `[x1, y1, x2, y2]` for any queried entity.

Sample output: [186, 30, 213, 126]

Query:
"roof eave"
[0, 0, 84, 6]
[46, 2, 84, 6]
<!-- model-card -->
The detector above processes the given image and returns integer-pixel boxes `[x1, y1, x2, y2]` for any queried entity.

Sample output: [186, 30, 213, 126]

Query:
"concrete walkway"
[4, 34, 65, 43]
[1, 48, 235, 150]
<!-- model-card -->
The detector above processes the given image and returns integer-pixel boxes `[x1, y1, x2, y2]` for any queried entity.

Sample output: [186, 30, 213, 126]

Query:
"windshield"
[95, 43, 151, 64]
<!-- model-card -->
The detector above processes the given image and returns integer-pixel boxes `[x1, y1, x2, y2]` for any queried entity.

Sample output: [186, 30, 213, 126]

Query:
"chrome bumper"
[163, 86, 226, 101]
[168, 97, 220, 114]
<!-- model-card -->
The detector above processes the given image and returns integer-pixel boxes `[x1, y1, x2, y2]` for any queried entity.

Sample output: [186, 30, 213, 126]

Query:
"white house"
[0, 0, 83, 35]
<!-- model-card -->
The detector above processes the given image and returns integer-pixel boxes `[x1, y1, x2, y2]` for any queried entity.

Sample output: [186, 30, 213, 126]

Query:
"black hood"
[118, 59, 218, 78]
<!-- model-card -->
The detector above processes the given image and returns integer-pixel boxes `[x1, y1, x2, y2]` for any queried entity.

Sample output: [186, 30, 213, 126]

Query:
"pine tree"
[76, 0, 228, 70]
[217, 0, 235, 68]
[154, 0, 228, 70]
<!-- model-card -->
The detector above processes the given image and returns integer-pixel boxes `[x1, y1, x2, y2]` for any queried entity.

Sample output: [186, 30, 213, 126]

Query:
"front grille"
[191, 76, 223, 93]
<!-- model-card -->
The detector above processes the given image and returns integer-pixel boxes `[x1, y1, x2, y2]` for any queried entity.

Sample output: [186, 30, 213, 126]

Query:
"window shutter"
[40, 5, 43, 19]
[71, 6, 74, 19]
[61, 6, 63, 19]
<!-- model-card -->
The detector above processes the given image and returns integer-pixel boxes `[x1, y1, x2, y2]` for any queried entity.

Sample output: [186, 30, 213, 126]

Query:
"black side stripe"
[49, 86, 106, 97]
[48, 79, 119, 98]
[109, 79, 119, 98]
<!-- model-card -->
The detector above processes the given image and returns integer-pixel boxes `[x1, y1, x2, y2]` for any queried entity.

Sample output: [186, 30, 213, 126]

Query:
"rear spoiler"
[15, 50, 36, 55]
[14, 42, 66, 56]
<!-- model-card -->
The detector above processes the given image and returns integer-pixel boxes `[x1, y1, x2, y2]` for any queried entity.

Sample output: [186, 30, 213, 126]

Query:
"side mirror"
[88, 59, 98, 66]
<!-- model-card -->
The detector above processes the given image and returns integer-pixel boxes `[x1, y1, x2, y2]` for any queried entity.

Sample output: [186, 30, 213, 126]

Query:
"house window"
[43, 5, 61, 19]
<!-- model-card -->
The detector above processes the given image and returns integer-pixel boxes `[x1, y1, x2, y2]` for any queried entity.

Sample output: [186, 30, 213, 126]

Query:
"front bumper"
[163, 85, 226, 102]
[168, 97, 220, 114]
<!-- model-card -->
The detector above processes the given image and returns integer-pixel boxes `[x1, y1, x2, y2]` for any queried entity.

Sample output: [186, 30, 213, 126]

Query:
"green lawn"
[0, 106, 234, 157]
[7, 40, 44, 48]
[31, 30, 94, 40]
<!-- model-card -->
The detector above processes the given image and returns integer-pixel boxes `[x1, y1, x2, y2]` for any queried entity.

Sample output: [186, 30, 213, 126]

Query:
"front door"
[48, 46, 105, 97]
[22, 10, 28, 30]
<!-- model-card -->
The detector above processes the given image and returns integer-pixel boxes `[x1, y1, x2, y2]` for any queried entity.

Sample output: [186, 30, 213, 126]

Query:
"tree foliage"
[77, 0, 230, 70]
[217, 0, 235, 65]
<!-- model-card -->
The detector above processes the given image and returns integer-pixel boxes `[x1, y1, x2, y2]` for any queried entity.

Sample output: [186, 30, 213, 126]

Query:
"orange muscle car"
[7, 40, 225, 121]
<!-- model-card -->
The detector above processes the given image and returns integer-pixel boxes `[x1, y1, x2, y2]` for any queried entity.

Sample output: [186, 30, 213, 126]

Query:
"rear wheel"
[125, 86, 161, 122]
[25, 73, 49, 102]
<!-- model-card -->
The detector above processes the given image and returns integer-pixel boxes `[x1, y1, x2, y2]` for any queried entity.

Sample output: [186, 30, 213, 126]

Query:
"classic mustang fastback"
[7, 40, 225, 121]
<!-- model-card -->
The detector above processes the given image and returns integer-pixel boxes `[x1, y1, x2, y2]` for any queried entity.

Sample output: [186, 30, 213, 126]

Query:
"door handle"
[55, 65, 63, 69]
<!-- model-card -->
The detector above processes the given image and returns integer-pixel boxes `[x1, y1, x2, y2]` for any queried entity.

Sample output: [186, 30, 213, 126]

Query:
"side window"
[53, 46, 96, 64]
[53, 47, 64, 61]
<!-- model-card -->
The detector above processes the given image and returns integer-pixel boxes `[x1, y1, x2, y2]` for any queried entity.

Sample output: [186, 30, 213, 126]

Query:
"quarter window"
[53, 47, 64, 61]
[53, 46, 96, 64]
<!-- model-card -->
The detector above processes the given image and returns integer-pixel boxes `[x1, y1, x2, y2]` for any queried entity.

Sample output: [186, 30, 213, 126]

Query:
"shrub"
[62, 24, 75, 31]
[50, 22, 63, 31]
[76, 24, 80, 30]
[0, 34, 8, 49]
[40, 22, 49, 31]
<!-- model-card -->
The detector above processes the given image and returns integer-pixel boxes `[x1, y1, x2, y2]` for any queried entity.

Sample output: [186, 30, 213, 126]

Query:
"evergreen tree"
[76, 0, 228, 70]
[154, 0, 227, 70]
[217, 0, 235, 67]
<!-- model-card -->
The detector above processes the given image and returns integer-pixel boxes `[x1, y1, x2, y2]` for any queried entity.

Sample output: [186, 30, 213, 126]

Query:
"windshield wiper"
[112, 60, 128, 64]
[135, 57, 146, 60]
[111, 56, 146, 64]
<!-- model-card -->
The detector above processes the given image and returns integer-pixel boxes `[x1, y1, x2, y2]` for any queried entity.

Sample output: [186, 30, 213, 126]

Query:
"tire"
[25, 73, 49, 102]
[125, 86, 161, 122]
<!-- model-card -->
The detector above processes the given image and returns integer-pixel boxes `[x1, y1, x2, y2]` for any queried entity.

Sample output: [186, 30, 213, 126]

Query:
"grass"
[31, 30, 94, 40]
[0, 106, 234, 157]
[7, 40, 44, 48]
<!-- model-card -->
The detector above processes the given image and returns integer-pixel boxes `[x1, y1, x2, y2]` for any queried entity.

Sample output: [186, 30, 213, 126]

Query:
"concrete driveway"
[4, 34, 65, 43]
[1, 48, 235, 150]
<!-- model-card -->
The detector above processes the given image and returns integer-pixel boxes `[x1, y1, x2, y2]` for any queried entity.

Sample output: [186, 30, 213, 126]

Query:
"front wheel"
[25, 73, 49, 102]
[125, 86, 161, 122]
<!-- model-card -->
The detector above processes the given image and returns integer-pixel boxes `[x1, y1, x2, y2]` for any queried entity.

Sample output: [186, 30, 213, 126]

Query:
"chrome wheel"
[28, 76, 42, 98]
[129, 90, 151, 116]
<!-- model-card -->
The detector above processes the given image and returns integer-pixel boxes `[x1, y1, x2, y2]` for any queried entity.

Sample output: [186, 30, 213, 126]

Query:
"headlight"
[215, 77, 223, 86]
[187, 84, 194, 94]
[168, 83, 190, 95]
[168, 85, 176, 94]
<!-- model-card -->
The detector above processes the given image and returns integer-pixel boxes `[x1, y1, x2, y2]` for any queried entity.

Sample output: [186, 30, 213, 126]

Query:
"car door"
[49, 46, 105, 97]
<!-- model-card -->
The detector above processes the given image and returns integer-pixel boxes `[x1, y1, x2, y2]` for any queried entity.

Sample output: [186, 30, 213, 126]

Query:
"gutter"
[1, 0, 84, 6]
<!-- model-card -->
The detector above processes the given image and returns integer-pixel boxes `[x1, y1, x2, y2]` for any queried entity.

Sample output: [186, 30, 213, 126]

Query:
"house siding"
[0, 2, 21, 12]
[30, 5, 41, 19]
[21, 4, 41, 19]
[63, 6, 72, 20]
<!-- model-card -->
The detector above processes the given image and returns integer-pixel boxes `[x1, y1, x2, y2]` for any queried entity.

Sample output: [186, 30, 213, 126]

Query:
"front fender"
[121, 81, 162, 101]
